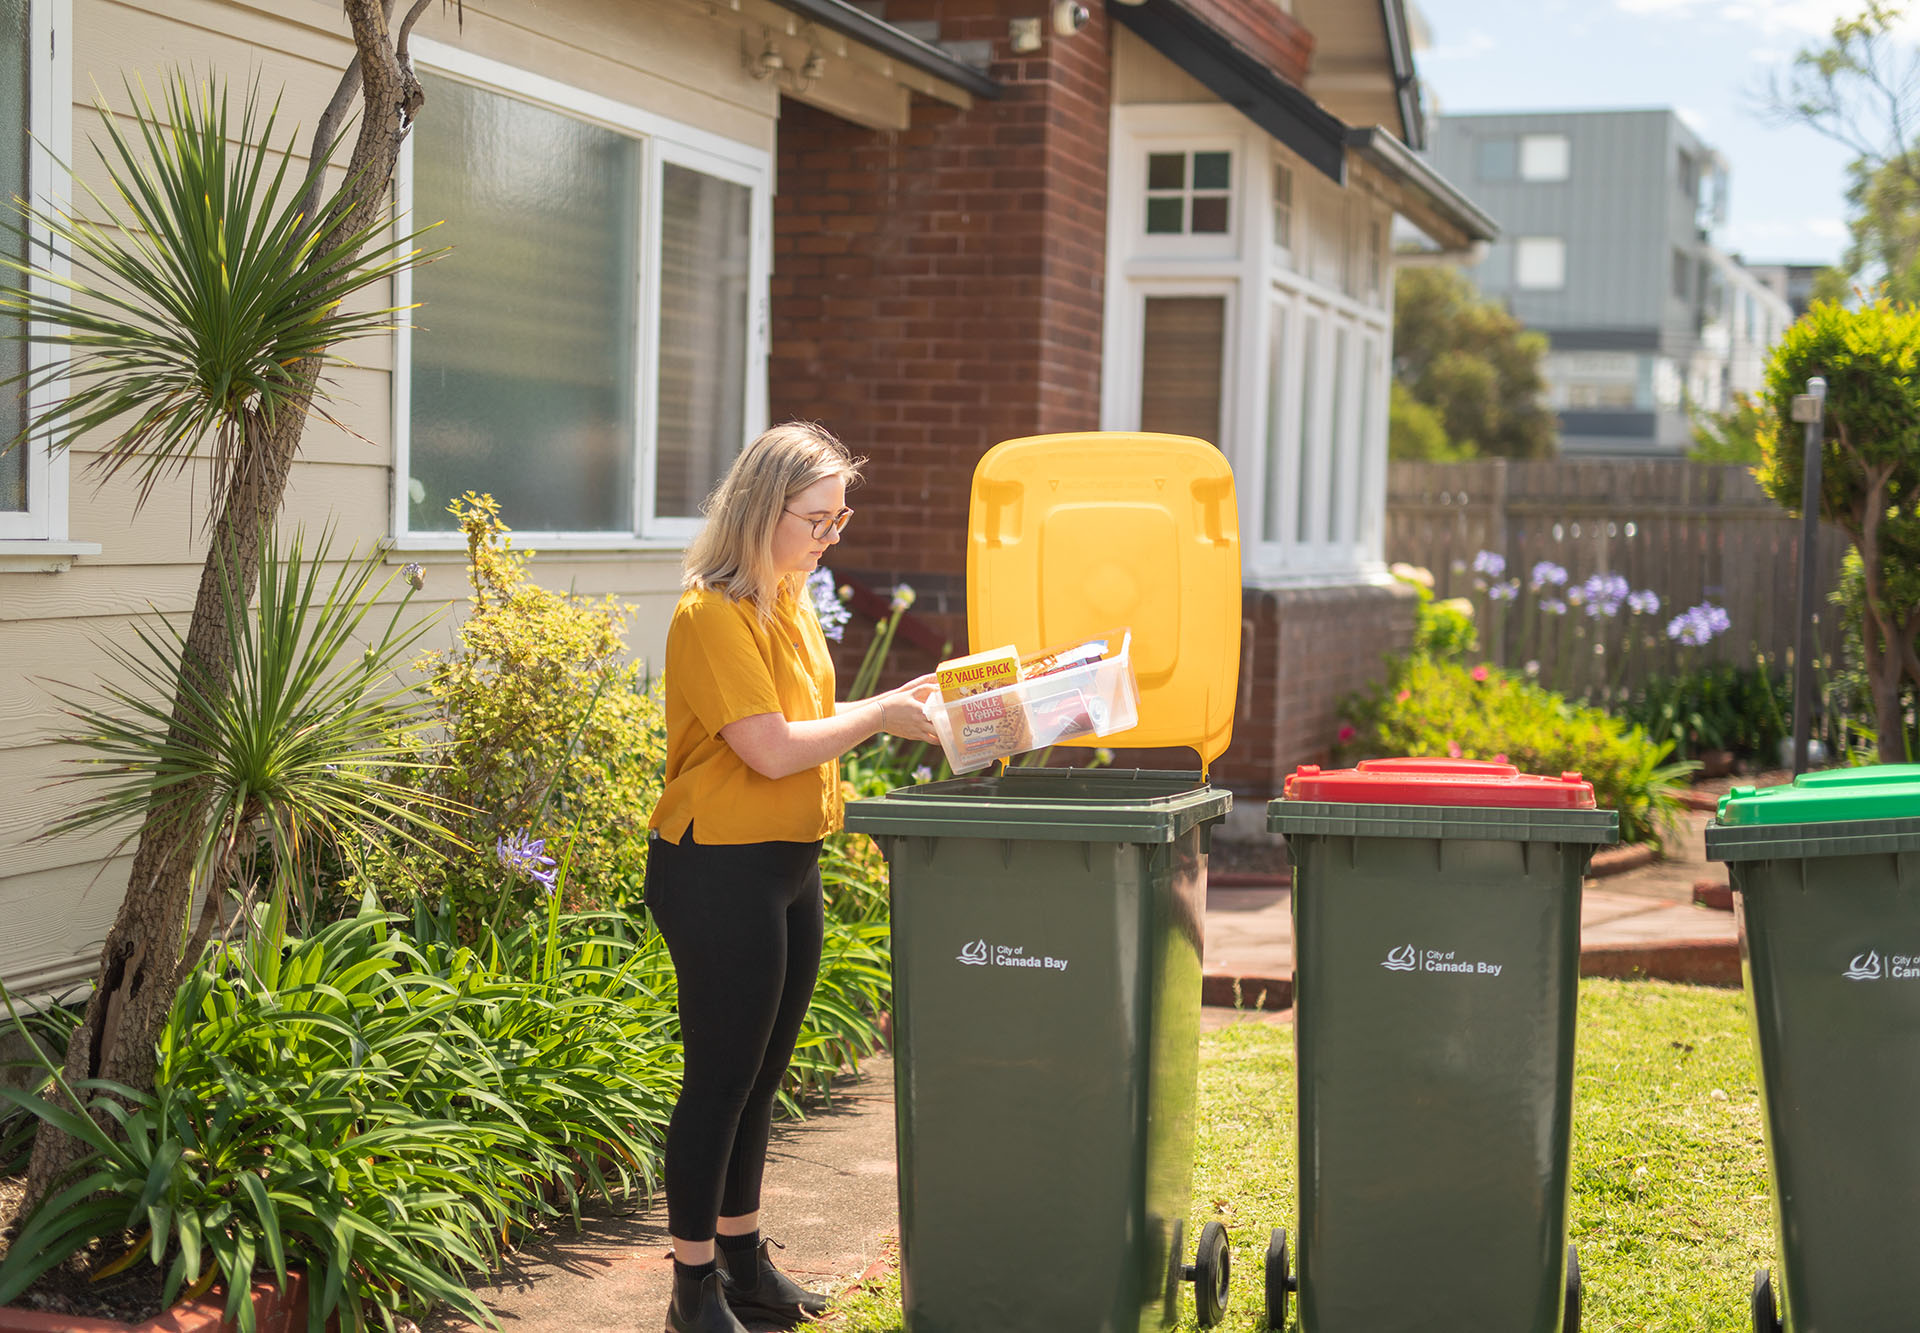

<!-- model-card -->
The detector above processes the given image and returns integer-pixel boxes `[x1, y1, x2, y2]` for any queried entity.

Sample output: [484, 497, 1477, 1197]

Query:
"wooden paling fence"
[1385, 459, 1848, 702]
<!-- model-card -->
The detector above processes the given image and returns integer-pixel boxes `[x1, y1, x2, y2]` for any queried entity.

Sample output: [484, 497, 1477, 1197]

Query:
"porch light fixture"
[751, 31, 785, 78]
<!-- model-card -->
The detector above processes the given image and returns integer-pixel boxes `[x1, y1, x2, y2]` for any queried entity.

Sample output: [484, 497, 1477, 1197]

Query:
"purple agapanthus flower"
[1581, 572, 1630, 618]
[1530, 561, 1568, 590]
[497, 830, 559, 897]
[1667, 602, 1732, 646]
[1539, 597, 1567, 616]
[808, 568, 850, 642]
[1488, 578, 1520, 602]
[1472, 550, 1506, 580]
[1627, 589, 1661, 615]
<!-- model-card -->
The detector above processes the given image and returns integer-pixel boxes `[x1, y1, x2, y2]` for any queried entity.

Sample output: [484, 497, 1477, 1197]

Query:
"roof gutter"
[1377, 0, 1425, 149]
[765, 0, 1003, 100]
[1348, 125, 1499, 251]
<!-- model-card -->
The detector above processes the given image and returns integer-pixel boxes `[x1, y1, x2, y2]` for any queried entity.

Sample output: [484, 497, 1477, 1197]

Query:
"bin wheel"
[1184, 1220, 1231, 1327]
[1752, 1268, 1783, 1333]
[1264, 1227, 1294, 1330]
[1563, 1244, 1580, 1333]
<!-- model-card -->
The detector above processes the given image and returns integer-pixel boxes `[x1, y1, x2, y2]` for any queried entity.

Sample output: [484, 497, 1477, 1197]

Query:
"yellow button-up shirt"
[649, 584, 841, 845]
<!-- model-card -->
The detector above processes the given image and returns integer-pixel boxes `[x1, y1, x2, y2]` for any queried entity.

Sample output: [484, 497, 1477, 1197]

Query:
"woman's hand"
[875, 674, 940, 744]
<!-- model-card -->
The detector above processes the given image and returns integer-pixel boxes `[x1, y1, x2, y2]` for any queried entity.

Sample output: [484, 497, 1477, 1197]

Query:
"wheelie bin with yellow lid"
[846, 432, 1241, 1333]
[1266, 758, 1619, 1333]
[1705, 765, 1920, 1333]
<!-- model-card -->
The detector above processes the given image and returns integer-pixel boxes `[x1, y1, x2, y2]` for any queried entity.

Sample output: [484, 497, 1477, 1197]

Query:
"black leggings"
[645, 830, 825, 1243]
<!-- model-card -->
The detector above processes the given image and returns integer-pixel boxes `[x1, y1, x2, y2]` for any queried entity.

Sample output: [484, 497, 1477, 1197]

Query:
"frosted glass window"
[1261, 301, 1287, 543]
[408, 73, 640, 533]
[1295, 310, 1319, 544]
[1327, 326, 1348, 543]
[1519, 134, 1570, 181]
[0, 0, 27, 514]
[656, 164, 751, 519]
[1140, 296, 1225, 444]
[1515, 236, 1565, 290]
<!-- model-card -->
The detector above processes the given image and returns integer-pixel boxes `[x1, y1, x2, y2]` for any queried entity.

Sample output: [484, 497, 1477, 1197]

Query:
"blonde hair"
[683, 421, 864, 612]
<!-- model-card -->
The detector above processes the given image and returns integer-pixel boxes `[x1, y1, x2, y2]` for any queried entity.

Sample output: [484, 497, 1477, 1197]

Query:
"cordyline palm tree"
[7, 0, 453, 1212]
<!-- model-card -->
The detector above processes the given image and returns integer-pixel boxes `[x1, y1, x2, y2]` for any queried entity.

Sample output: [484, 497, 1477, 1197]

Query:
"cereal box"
[937, 645, 1022, 702]
[952, 688, 1033, 763]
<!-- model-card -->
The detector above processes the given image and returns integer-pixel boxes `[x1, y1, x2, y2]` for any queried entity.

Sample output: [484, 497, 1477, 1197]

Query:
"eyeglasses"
[784, 506, 854, 539]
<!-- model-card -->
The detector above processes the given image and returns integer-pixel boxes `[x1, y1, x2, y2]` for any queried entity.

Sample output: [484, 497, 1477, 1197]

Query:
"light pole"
[1791, 376, 1827, 775]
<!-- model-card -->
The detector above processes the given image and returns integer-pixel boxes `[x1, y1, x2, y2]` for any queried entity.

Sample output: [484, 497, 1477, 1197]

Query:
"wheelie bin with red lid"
[846, 433, 1243, 1332]
[1264, 758, 1619, 1333]
[1705, 765, 1920, 1333]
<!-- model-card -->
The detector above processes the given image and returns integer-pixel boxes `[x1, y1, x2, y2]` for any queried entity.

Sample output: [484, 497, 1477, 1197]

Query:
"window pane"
[1515, 236, 1565, 289]
[1147, 153, 1185, 190]
[1190, 195, 1229, 233]
[1327, 326, 1347, 543]
[1271, 164, 1292, 249]
[1192, 151, 1230, 191]
[655, 163, 751, 519]
[1478, 138, 1516, 181]
[1261, 302, 1287, 543]
[1145, 196, 1184, 234]
[408, 73, 638, 533]
[1295, 311, 1319, 544]
[1518, 133, 1570, 181]
[0, 0, 26, 514]
[1355, 339, 1377, 549]
[1140, 296, 1224, 445]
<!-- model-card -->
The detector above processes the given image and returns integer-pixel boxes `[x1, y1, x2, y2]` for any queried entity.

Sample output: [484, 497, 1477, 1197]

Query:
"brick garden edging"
[0, 1277, 309, 1333]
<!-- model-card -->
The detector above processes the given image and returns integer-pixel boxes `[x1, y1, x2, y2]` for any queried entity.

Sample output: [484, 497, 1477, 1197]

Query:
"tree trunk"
[20, 0, 422, 1216]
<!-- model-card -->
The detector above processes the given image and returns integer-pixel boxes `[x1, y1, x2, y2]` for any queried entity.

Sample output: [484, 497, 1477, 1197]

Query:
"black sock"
[673, 1258, 717, 1310]
[716, 1230, 761, 1284]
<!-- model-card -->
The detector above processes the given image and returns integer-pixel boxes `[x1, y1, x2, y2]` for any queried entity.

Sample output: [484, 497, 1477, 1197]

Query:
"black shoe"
[719, 1240, 831, 1326]
[666, 1271, 750, 1333]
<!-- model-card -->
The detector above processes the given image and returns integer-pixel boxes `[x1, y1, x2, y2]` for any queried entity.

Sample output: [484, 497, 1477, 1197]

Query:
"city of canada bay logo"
[1382, 944, 1418, 972]
[1844, 951, 1884, 981]
[957, 939, 990, 966]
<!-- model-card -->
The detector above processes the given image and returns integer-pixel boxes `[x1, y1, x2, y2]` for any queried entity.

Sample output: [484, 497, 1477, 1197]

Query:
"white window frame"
[1518, 133, 1570, 182]
[0, 0, 89, 570]
[1515, 235, 1566, 291]
[390, 39, 771, 553]
[1104, 104, 1391, 590]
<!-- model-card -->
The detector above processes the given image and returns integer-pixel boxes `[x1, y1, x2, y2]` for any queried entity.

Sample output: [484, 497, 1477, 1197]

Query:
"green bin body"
[846, 767, 1230, 1333]
[1270, 763, 1617, 1333]
[1705, 766, 1920, 1332]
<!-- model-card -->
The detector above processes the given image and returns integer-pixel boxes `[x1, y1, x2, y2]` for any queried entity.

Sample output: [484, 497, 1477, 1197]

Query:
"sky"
[1411, 0, 1920, 267]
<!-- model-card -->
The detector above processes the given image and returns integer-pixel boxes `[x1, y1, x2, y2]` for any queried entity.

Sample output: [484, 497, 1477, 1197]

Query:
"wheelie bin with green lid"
[1704, 765, 1920, 1333]
[1265, 758, 1619, 1333]
[846, 432, 1242, 1333]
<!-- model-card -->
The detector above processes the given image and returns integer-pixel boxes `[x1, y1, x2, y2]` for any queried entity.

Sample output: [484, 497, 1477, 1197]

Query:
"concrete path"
[422, 1059, 898, 1333]
[431, 803, 1747, 1331]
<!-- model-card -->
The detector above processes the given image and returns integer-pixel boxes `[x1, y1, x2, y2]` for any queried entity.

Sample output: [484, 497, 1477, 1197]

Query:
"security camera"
[1052, 0, 1090, 35]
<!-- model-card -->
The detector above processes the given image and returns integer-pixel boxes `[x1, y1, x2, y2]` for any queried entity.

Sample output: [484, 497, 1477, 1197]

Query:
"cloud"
[1419, 30, 1496, 62]
[1676, 105, 1711, 132]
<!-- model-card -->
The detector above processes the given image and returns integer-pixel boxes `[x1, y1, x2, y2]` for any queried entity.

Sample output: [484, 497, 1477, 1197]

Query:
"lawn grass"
[820, 979, 1775, 1333]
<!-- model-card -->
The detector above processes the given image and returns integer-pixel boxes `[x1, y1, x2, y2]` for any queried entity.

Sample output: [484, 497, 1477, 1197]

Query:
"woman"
[646, 421, 938, 1333]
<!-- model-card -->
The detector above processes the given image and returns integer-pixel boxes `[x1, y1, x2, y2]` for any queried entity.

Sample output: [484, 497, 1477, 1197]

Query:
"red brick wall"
[768, 0, 1113, 684]
[1179, 0, 1313, 86]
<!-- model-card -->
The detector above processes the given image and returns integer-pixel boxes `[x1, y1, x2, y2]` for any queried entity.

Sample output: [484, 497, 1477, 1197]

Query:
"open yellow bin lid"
[966, 431, 1242, 769]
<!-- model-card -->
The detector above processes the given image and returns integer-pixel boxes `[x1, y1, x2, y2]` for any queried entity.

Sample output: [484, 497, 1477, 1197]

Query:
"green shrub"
[1341, 656, 1691, 846]
[1619, 662, 1792, 764]
[347, 494, 668, 931]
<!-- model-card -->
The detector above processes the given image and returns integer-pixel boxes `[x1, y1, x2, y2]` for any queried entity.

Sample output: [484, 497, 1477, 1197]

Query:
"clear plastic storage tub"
[926, 629, 1140, 774]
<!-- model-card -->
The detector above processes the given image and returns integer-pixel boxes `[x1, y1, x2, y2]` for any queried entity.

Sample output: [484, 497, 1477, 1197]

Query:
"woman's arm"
[722, 676, 939, 780]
